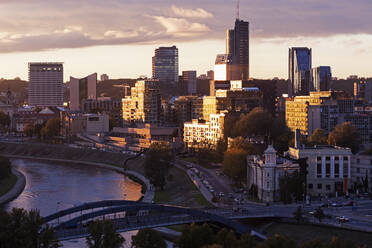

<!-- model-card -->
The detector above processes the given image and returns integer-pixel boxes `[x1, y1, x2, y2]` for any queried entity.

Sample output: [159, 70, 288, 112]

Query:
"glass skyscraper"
[312, 66, 332, 92]
[288, 47, 312, 96]
[226, 19, 249, 80]
[152, 46, 179, 82]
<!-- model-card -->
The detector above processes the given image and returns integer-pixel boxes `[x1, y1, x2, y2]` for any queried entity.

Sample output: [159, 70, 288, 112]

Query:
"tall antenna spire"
[236, 0, 240, 20]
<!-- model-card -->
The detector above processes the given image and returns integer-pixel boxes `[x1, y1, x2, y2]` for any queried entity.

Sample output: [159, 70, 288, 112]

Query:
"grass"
[0, 173, 17, 197]
[265, 222, 372, 247]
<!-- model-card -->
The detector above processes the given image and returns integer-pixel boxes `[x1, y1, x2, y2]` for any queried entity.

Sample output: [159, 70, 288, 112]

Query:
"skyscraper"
[226, 19, 249, 80]
[312, 66, 332, 92]
[181, 71, 197, 95]
[152, 46, 179, 82]
[288, 47, 312, 96]
[70, 73, 97, 111]
[28, 62, 64, 107]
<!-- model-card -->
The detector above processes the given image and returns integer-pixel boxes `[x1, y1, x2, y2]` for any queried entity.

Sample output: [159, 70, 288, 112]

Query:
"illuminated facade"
[122, 80, 161, 126]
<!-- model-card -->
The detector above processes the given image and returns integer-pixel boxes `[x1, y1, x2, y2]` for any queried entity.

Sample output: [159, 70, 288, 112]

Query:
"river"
[4, 159, 143, 248]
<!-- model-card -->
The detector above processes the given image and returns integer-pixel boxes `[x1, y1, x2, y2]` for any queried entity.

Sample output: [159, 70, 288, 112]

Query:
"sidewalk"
[0, 168, 26, 206]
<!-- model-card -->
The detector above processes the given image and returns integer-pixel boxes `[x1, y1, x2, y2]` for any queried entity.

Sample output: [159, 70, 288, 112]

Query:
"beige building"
[61, 112, 109, 136]
[183, 112, 226, 149]
[288, 145, 352, 196]
[122, 80, 161, 126]
[285, 91, 353, 135]
[247, 145, 299, 202]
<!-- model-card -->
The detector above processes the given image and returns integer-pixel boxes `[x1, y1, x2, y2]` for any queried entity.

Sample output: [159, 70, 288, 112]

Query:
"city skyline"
[1, 0, 372, 81]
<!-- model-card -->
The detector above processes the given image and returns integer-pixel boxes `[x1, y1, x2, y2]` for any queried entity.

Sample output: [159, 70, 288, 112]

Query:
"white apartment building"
[183, 112, 226, 149]
[28, 62, 64, 107]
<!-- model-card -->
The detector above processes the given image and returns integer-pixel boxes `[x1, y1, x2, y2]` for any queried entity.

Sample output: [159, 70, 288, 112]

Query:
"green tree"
[176, 223, 215, 248]
[223, 148, 248, 185]
[144, 142, 173, 190]
[215, 139, 228, 162]
[300, 239, 325, 248]
[328, 236, 356, 248]
[215, 228, 238, 248]
[308, 129, 328, 145]
[314, 207, 325, 223]
[235, 107, 274, 137]
[0, 155, 11, 181]
[328, 122, 359, 153]
[293, 206, 304, 223]
[131, 228, 166, 248]
[237, 233, 257, 248]
[86, 219, 125, 248]
[24, 123, 34, 137]
[34, 123, 43, 138]
[0, 111, 10, 130]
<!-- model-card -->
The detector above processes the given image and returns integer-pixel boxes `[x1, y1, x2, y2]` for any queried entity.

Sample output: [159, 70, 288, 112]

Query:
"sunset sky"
[1, 0, 372, 81]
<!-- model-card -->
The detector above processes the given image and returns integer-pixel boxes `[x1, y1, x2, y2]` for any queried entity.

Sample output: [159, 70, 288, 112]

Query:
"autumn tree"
[24, 123, 34, 137]
[328, 122, 359, 153]
[0, 111, 10, 130]
[176, 223, 215, 248]
[131, 228, 166, 248]
[223, 148, 248, 185]
[86, 219, 124, 248]
[41, 118, 60, 138]
[308, 129, 328, 145]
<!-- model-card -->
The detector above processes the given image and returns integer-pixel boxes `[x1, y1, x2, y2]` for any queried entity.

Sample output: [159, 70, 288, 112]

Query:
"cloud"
[152, 16, 210, 37]
[171, 5, 213, 18]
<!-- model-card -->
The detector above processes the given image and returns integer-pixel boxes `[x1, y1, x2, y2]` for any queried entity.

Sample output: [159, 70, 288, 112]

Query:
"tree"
[328, 122, 359, 153]
[176, 223, 215, 248]
[235, 107, 274, 138]
[0, 111, 10, 130]
[86, 219, 124, 248]
[258, 234, 297, 248]
[43, 118, 60, 138]
[223, 148, 248, 185]
[215, 139, 228, 162]
[0, 155, 11, 181]
[34, 123, 43, 138]
[237, 234, 257, 248]
[144, 142, 173, 190]
[308, 129, 328, 145]
[314, 207, 325, 223]
[131, 228, 166, 248]
[0, 208, 60, 248]
[215, 228, 238, 248]
[24, 123, 34, 137]
[293, 206, 304, 224]
[300, 239, 325, 248]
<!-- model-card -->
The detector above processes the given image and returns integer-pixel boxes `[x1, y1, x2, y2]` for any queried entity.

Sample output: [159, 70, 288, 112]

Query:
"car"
[332, 202, 342, 207]
[219, 192, 225, 197]
[228, 193, 234, 199]
[336, 216, 349, 222]
[343, 200, 354, 207]
[308, 211, 315, 215]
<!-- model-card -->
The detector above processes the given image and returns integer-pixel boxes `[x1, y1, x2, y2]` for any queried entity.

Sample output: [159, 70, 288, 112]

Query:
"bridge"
[43, 200, 271, 241]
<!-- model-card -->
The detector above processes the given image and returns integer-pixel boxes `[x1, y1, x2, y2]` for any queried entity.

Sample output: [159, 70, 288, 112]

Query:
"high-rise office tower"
[226, 19, 249, 80]
[152, 46, 179, 82]
[312, 66, 332, 92]
[70, 73, 97, 111]
[28, 62, 64, 107]
[288, 47, 312, 96]
[214, 54, 233, 81]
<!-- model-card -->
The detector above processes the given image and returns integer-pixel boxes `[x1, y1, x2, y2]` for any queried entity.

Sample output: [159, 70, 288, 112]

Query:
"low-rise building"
[183, 112, 226, 149]
[61, 112, 109, 136]
[247, 145, 299, 202]
[351, 154, 372, 193]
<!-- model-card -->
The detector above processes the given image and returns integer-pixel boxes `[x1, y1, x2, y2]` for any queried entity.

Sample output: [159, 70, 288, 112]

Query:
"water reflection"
[4, 159, 143, 248]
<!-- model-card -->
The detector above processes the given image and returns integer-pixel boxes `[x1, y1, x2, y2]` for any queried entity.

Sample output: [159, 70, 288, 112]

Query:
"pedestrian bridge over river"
[43, 200, 273, 241]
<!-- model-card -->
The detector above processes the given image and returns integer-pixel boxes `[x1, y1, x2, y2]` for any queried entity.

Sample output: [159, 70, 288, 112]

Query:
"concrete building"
[351, 154, 372, 193]
[110, 124, 182, 151]
[288, 48, 312, 96]
[312, 66, 332, 92]
[288, 145, 352, 196]
[61, 112, 109, 136]
[247, 145, 299, 202]
[122, 80, 161, 126]
[183, 112, 226, 149]
[69, 73, 97, 111]
[181, 71, 197, 95]
[354, 80, 372, 103]
[214, 54, 234, 81]
[100, 74, 109, 81]
[82, 97, 122, 127]
[28, 62, 64, 107]
[152, 46, 179, 82]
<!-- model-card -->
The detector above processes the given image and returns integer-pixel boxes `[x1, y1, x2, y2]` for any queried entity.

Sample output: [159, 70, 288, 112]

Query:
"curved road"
[4, 159, 143, 248]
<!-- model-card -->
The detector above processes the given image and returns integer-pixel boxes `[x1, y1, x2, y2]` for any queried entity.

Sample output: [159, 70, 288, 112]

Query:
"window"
[326, 156, 330, 161]
[357, 168, 360, 173]
[335, 164, 340, 178]
[317, 156, 322, 161]
[317, 184, 322, 189]
[344, 156, 349, 161]
[326, 163, 330, 178]
[317, 164, 322, 178]
[308, 184, 313, 189]
[326, 185, 331, 191]
[357, 159, 360, 164]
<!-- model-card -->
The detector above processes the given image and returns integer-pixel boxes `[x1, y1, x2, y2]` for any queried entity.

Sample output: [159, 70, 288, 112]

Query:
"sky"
[1, 0, 372, 81]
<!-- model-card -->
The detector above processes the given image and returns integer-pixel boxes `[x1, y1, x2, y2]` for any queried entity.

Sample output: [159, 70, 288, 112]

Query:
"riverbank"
[0, 169, 26, 206]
